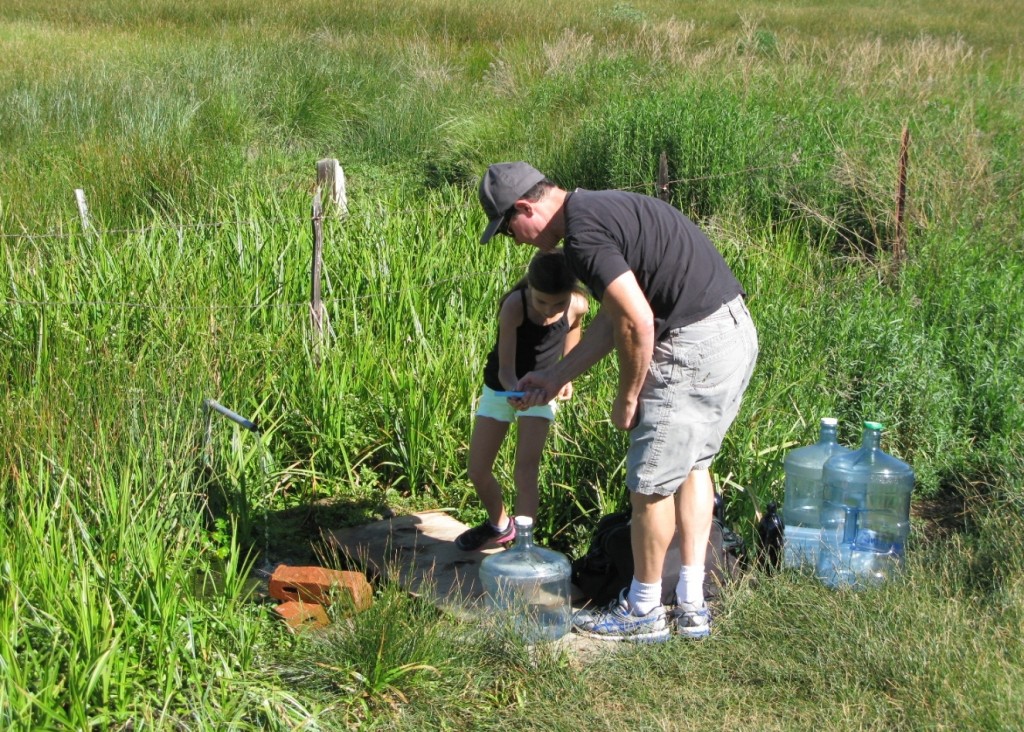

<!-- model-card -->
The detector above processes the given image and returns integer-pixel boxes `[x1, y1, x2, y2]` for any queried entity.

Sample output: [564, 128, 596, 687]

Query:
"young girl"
[456, 249, 589, 550]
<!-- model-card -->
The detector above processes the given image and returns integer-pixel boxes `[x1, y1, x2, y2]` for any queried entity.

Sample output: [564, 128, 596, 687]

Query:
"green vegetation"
[1, 0, 1022, 728]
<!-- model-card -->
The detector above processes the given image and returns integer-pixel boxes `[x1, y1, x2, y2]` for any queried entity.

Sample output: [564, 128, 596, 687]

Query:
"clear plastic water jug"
[478, 516, 571, 642]
[816, 421, 915, 589]
[782, 417, 852, 570]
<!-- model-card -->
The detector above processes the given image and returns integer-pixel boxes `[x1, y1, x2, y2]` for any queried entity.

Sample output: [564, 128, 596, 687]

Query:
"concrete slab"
[326, 510, 501, 614]
[326, 511, 624, 657]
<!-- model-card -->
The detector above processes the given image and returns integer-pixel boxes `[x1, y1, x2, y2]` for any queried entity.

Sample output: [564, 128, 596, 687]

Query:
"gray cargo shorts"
[627, 295, 758, 496]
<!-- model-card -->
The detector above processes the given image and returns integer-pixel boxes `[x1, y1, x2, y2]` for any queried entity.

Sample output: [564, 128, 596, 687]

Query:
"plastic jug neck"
[860, 421, 884, 452]
[512, 516, 534, 550]
[818, 417, 840, 446]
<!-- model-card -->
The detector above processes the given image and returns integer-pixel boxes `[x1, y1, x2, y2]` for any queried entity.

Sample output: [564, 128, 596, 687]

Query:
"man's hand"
[612, 393, 640, 430]
[516, 370, 561, 407]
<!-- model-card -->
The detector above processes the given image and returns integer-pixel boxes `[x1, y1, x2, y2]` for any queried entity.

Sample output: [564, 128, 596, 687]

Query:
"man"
[478, 162, 758, 641]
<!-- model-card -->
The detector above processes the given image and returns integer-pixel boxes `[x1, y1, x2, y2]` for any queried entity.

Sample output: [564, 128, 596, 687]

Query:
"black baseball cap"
[478, 162, 546, 243]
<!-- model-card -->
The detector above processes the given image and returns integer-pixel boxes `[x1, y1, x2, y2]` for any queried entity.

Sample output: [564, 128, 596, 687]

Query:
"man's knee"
[630, 490, 671, 512]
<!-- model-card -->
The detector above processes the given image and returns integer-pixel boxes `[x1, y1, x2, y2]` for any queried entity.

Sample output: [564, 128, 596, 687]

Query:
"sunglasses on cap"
[498, 205, 519, 237]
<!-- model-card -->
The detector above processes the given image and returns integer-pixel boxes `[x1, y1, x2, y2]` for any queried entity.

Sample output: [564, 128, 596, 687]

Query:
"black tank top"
[483, 288, 569, 390]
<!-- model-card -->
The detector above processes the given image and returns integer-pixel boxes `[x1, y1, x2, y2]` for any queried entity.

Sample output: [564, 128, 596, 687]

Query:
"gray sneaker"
[572, 590, 670, 642]
[672, 601, 712, 639]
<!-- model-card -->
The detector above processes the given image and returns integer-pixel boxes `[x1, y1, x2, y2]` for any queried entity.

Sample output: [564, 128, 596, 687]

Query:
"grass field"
[2, 1, 1022, 729]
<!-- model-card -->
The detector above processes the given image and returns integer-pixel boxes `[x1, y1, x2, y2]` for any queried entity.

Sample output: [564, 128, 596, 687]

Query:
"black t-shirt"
[563, 189, 744, 340]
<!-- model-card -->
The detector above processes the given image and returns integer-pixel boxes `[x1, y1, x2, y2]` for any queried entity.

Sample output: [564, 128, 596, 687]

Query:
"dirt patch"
[912, 488, 970, 540]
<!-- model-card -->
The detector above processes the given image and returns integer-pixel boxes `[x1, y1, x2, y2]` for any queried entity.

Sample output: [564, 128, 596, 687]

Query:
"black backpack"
[570, 505, 746, 607]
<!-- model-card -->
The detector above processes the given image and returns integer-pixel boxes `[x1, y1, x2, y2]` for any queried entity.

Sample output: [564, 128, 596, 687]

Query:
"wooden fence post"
[74, 188, 92, 234]
[893, 125, 910, 269]
[310, 189, 324, 350]
[657, 152, 671, 203]
[316, 158, 348, 216]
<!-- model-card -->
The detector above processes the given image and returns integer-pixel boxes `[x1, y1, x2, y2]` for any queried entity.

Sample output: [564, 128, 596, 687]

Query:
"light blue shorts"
[475, 385, 557, 423]
[628, 296, 758, 496]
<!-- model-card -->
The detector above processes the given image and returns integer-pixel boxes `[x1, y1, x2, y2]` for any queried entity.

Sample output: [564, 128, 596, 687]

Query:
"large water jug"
[816, 421, 915, 589]
[478, 516, 572, 642]
[782, 417, 851, 570]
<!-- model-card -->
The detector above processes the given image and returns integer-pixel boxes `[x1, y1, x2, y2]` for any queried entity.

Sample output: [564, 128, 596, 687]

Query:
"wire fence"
[1, 265, 524, 312]
[0, 147, 910, 313]
[0, 157, 823, 243]
[0, 219, 264, 241]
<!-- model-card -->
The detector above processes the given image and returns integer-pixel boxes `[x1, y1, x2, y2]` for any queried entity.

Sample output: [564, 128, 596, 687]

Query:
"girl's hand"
[557, 382, 573, 401]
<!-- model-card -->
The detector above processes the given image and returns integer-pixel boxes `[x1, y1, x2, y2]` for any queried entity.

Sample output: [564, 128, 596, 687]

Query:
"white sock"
[626, 578, 662, 616]
[676, 565, 705, 607]
[491, 517, 510, 532]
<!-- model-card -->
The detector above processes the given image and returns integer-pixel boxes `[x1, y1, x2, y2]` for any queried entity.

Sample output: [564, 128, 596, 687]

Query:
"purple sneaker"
[455, 519, 516, 551]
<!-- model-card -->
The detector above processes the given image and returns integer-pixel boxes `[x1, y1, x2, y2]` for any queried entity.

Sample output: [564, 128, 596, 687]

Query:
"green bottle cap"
[864, 420, 884, 430]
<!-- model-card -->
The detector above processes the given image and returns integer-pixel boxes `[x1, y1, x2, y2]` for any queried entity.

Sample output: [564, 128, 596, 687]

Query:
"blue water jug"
[782, 418, 852, 570]
[816, 421, 915, 589]
[478, 516, 572, 642]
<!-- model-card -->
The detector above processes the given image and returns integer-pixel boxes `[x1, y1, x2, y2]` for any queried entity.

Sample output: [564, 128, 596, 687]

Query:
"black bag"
[570, 511, 633, 607]
[570, 507, 746, 607]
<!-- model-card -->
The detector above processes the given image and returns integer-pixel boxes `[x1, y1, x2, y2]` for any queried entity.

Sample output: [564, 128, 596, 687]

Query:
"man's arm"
[561, 292, 588, 357]
[555, 292, 591, 400]
[600, 271, 655, 429]
[517, 272, 653, 430]
[517, 307, 613, 402]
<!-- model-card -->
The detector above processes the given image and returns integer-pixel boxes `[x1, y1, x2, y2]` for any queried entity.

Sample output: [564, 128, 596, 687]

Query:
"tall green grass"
[2, 0, 1022, 727]
[0, 440, 292, 728]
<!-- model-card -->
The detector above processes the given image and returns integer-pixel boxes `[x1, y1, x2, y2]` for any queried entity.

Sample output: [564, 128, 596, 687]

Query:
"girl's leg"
[467, 416, 512, 526]
[511, 416, 551, 519]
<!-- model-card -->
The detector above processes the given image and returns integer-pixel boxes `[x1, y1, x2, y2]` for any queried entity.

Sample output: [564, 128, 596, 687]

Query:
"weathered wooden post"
[893, 125, 910, 269]
[74, 188, 92, 234]
[316, 158, 348, 217]
[658, 152, 671, 203]
[309, 159, 346, 358]
[310, 188, 325, 349]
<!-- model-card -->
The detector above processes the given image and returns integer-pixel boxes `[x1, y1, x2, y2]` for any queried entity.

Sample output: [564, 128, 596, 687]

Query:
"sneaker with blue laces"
[672, 601, 712, 639]
[572, 590, 670, 642]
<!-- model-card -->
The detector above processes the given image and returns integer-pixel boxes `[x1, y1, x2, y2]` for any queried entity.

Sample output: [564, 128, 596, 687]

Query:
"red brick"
[268, 565, 372, 611]
[273, 600, 329, 631]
